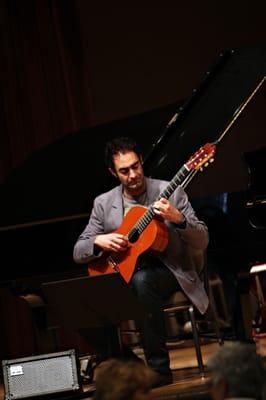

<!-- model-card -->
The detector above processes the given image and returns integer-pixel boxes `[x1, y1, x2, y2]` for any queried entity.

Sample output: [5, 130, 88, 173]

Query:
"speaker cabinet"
[2, 349, 81, 400]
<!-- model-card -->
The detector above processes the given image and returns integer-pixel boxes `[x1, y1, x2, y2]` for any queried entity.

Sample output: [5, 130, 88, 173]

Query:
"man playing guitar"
[73, 136, 210, 387]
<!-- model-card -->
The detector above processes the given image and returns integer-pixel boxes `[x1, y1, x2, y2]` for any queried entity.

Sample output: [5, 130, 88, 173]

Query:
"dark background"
[1, 1, 266, 184]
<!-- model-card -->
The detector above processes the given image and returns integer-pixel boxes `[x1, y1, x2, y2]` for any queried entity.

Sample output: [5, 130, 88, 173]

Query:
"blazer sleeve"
[73, 196, 105, 264]
[169, 185, 209, 251]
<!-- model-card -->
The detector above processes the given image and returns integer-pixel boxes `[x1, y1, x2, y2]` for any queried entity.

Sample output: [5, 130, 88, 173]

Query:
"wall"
[0, 0, 265, 182]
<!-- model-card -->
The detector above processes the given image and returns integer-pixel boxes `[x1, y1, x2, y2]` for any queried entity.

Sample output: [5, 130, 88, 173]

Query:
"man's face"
[110, 150, 145, 196]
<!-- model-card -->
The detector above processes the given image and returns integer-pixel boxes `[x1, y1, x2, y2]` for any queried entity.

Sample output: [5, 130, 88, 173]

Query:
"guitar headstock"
[185, 143, 216, 171]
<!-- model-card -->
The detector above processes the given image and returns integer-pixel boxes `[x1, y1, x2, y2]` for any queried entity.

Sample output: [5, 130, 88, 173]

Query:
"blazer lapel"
[110, 185, 124, 228]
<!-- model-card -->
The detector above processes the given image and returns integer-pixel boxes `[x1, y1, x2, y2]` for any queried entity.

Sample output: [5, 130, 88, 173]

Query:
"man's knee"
[131, 269, 155, 295]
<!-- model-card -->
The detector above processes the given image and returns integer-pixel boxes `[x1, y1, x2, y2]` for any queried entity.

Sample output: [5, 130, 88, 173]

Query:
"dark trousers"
[79, 261, 180, 374]
[130, 261, 180, 374]
[79, 325, 122, 360]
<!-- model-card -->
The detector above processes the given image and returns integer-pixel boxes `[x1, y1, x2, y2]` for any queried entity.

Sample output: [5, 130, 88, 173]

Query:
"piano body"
[0, 45, 266, 359]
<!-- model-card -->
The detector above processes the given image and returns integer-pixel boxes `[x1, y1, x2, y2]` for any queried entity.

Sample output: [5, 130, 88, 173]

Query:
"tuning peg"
[204, 162, 209, 167]
[210, 158, 214, 163]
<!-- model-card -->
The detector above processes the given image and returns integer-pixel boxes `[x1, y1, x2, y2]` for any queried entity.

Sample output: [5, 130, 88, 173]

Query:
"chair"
[163, 251, 224, 375]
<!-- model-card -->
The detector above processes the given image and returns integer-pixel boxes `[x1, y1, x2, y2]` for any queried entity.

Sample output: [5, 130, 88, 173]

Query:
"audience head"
[93, 358, 155, 400]
[207, 341, 266, 400]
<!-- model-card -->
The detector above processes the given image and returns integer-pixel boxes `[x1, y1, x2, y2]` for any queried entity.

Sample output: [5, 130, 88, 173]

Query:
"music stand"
[41, 272, 147, 354]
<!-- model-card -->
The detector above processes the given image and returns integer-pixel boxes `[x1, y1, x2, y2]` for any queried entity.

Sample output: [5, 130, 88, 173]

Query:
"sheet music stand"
[41, 272, 147, 354]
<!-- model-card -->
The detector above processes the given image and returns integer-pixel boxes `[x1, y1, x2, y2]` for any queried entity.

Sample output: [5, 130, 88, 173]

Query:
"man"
[207, 342, 266, 400]
[73, 136, 209, 387]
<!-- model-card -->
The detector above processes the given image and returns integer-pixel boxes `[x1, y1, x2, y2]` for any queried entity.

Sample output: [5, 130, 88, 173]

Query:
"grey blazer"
[73, 177, 209, 314]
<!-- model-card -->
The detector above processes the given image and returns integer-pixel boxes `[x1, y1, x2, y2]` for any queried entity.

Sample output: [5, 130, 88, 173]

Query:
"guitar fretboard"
[128, 164, 193, 242]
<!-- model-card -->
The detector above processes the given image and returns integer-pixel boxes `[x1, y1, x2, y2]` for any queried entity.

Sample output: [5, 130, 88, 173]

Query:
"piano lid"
[143, 45, 266, 198]
[1, 44, 266, 229]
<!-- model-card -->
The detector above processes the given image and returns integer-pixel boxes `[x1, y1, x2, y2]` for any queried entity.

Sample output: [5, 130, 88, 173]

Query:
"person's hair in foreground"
[207, 341, 266, 400]
[93, 358, 155, 400]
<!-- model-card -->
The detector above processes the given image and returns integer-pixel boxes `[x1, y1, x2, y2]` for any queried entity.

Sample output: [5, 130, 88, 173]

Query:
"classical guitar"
[87, 143, 216, 283]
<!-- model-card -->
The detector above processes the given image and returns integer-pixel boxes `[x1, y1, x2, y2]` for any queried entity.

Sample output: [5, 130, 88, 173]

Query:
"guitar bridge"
[108, 256, 120, 272]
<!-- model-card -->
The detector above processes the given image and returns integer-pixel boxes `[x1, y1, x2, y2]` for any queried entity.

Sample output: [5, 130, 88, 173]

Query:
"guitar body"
[87, 205, 168, 283]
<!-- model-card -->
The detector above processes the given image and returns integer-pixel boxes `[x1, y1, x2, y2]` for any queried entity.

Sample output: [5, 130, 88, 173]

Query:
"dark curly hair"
[104, 136, 142, 170]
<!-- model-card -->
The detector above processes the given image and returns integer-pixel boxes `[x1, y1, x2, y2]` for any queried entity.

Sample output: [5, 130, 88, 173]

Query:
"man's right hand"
[94, 233, 128, 252]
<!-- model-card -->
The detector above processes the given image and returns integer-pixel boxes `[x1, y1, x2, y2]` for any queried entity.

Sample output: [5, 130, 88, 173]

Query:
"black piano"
[0, 45, 266, 359]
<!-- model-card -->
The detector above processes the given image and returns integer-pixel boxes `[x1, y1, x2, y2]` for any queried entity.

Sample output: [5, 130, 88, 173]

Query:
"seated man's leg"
[131, 263, 179, 375]
[79, 325, 143, 363]
[79, 325, 121, 361]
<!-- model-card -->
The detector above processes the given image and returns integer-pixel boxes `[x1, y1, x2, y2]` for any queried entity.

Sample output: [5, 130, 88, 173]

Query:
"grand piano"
[0, 45, 266, 359]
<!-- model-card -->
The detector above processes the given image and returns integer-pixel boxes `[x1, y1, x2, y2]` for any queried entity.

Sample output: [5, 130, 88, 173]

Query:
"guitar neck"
[127, 163, 194, 242]
[156, 164, 194, 201]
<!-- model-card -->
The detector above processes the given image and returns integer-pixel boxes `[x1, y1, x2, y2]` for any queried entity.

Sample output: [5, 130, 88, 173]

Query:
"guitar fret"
[178, 172, 187, 181]
[164, 188, 173, 198]
[138, 220, 146, 230]
[134, 209, 153, 234]
[129, 166, 190, 237]
[157, 167, 189, 201]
